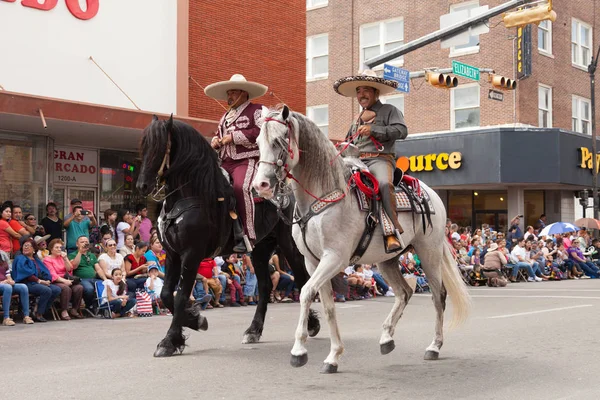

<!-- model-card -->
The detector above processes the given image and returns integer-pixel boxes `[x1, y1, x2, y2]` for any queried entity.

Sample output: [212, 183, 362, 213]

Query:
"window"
[360, 18, 404, 67]
[306, 105, 329, 136]
[451, 84, 480, 130]
[538, 85, 552, 128]
[449, 1, 480, 56]
[306, 34, 328, 79]
[306, 0, 327, 9]
[380, 94, 405, 114]
[572, 19, 592, 69]
[572, 96, 591, 134]
[537, 20, 552, 55]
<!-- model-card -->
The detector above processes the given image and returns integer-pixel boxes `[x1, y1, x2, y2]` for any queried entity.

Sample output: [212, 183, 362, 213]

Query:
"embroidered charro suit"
[215, 101, 263, 240]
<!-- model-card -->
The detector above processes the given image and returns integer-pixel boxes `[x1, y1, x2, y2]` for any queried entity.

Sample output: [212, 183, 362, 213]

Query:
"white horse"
[252, 105, 470, 373]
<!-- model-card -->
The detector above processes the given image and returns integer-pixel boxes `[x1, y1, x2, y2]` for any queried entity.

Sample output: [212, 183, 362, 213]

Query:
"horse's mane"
[287, 111, 347, 194]
[142, 119, 227, 210]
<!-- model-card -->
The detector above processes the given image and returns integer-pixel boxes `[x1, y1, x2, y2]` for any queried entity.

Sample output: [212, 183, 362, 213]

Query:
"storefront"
[395, 127, 598, 232]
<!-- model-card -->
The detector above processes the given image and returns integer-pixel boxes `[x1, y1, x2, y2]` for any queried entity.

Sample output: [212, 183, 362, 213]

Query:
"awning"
[0, 91, 218, 151]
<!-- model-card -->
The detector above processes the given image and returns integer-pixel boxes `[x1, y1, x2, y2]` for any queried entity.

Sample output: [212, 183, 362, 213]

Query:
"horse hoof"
[308, 324, 321, 338]
[290, 353, 308, 368]
[380, 340, 395, 355]
[242, 333, 261, 344]
[424, 350, 439, 360]
[198, 315, 208, 331]
[320, 363, 338, 374]
[154, 345, 176, 358]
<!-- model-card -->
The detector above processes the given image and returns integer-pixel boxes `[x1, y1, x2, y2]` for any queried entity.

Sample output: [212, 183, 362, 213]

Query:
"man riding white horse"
[333, 69, 408, 252]
[205, 74, 268, 253]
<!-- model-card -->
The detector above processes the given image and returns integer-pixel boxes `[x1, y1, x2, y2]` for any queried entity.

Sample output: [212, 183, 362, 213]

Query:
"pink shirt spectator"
[139, 218, 152, 243]
[43, 255, 68, 282]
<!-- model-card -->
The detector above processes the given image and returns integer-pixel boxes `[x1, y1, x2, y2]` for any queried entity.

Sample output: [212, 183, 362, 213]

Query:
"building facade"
[307, 0, 600, 231]
[0, 0, 305, 224]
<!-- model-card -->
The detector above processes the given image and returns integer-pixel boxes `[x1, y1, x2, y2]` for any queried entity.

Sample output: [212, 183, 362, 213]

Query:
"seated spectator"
[124, 241, 151, 291]
[267, 259, 281, 303]
[567, 240, 600, 278]
[344, 265, 370, 299]
[481, 243, 508, 287]
[523, 226, 537, 241]
[525, 240, 549, 280]
[68, 236, 105, 311]
[509, 238, 542, 282]
[270, 253, 295, 303]
[98, 239, 126, 282]
[587, 238, 600, 266]
[468, 264, 488, 286]
[221, 254, 246, 306]
[242, 255, 257, 305]
[100, 209, 117, 240]
[197, 258, 223, 308]
[145, 236, 165, 279]
[35, 235, 51, 259]
[12, 237, 61, 322]
[43, 239, 84, 320]
[404, 261, 429, 290]
[102, 269, 136, 318]
[119, 234, 135, 257]
[144, 264, 164, 301]
[364, 264, 393, 296]
[470, 248, 482, 269]
[0, 251, 33, 325]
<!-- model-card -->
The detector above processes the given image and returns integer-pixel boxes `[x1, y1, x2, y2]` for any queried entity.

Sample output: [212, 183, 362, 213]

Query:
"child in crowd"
[242, 255, 257, 305]
[145, 264, 164, 302]
[470, 248, 481, 268]
[102, 269, 136, 318]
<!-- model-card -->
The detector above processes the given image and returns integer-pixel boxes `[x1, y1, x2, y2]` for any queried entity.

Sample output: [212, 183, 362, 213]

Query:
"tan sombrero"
[333, 69, 398, 97]
[204, 74, 268, 101]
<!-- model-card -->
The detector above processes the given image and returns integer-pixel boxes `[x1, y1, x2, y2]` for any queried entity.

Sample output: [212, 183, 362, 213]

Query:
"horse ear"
[152, 114, 159, 122]
[166, 113, 174, 131]
[281, 105, 290, 121]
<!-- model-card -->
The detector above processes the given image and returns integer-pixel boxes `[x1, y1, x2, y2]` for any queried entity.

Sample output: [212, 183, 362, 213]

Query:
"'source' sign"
[396, 152, 463, 173]
[1, 0, 99, 20]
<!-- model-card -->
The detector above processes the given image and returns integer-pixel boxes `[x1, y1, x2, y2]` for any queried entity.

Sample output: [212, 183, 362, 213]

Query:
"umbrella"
[574, 218, 600, 230]
[539, 222, 579, 237]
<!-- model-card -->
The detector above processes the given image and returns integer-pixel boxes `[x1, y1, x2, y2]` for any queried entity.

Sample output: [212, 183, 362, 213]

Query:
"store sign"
[396, 152, 463, 173]
[578, 147, 600, 173]
[516, 24, 532, 80]
[0, 0, 99, 20]
[54, 147, 98, 185]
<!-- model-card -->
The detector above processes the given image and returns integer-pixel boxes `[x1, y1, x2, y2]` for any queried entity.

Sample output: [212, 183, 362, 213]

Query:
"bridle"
[149, 123, 189, 202]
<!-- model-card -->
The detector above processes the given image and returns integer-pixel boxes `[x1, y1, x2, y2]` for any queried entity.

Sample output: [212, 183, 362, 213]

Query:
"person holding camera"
[64, 205, 96, 253]
[43, 239, 83, 320]
[68, 235, 104, 311]
[115, 209, 140, 251]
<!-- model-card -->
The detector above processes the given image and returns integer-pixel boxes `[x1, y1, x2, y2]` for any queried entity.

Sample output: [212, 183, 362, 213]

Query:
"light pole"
[589, 44, 600, 219]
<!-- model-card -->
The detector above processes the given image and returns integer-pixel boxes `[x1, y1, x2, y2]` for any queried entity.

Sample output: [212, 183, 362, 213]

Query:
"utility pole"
[364, 0, 545, 69]
[590, 45, 600, 220]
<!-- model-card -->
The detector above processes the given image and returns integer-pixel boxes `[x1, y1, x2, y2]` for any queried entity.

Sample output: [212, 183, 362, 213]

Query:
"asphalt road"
[3, 280, 600, 400]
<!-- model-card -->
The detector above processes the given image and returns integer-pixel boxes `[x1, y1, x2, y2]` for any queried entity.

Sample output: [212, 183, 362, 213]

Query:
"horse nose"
[137, 182, 148, 194]
[254, 180, 271, 192]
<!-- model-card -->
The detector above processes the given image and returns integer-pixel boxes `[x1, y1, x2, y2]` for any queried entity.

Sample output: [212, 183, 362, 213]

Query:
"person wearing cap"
[12, 237, 61, 322]
[333, 70, 408, 252]
[204, 74, 268, 253]
[41, 202, 63, 243]
[144, 263, 164, 302]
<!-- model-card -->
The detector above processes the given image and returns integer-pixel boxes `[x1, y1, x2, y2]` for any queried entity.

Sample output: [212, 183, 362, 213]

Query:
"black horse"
[136, 116, 320, 357]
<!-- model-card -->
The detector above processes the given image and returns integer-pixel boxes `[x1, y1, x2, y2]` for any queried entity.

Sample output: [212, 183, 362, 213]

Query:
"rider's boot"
[232, 219, 248, 254]
[382, 190, 404, 253]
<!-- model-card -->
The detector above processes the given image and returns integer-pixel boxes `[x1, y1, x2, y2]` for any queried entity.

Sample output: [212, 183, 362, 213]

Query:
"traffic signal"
[503, 4, 557, 28]
[426, 72, 458, 89]
[489, 74, 517, 90]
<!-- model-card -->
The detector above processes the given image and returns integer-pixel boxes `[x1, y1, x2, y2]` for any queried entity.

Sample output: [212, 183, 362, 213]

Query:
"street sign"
[488, 89, 504, 101]
[452, 60, 480, 81]
[383, 64, 410, 93]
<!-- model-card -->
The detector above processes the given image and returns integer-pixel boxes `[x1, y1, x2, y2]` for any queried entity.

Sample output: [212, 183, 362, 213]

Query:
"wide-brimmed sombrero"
[333, 69, 398, 97]
[204, 74, 268, 101]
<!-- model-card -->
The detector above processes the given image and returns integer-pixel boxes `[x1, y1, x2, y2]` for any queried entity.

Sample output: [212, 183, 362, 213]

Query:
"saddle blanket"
[355, 186, 436, 215]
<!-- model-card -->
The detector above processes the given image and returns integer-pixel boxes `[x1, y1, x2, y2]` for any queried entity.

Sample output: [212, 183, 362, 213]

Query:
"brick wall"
[308, 0, 600, 140]
[189, 0, 306, 125]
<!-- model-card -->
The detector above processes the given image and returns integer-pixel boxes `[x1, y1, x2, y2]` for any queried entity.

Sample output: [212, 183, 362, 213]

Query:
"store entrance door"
[475, 211, 508, 233]
[52, 186, 97, 219]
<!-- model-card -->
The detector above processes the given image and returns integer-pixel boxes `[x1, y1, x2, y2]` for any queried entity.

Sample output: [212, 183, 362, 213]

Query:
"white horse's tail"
[441, 240, 471, 328]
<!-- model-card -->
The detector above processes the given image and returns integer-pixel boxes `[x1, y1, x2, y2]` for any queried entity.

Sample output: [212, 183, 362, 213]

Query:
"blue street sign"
[383, 64, 410, 93]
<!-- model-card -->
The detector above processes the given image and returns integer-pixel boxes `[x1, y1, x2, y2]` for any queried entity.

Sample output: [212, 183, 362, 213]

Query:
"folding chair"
[93, 280, 113, 318]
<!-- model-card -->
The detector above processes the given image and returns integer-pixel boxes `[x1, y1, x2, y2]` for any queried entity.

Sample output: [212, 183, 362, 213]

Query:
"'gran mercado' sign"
[396, 152, 463, 173]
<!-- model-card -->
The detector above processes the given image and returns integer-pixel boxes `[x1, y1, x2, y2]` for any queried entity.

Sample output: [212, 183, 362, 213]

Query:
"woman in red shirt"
[0, 205, 21, 255]
[124, 241, 152, 292]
